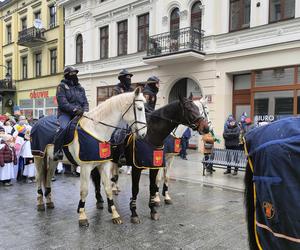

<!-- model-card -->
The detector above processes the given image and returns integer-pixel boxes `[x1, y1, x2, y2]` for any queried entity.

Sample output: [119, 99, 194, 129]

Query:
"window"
[137, 13, 149, 52]
[35, 53, 42, 77]
[233, 74, 251, 90]
[97, 86, 114, 105]
[74, 5, 81, 11]
[21, 17, 27, 31]
[49, 5, 56, 28]
[6, 24, 12, 44]
[6, 60, 12, 78]
[270, 0, 295, 22]
[170, 8, 180, 34]
[191, 2, 202, 30]
[255, 67, 294, 87]
[118, 20, 128, 56]
[22, 56, 28, 79]
[229, 0, 250, 32]
[100, 26, 109, 59]
[34, 11, 41, 20]
[50, 49, 57, 74]
[76, 34, 83, 63]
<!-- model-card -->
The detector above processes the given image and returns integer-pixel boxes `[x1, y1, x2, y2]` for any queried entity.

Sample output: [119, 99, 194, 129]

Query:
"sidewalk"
[167, 150, 245, 192]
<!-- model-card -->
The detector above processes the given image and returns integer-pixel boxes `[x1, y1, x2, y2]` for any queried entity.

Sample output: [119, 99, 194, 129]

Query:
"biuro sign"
[30, 90, 49, 99]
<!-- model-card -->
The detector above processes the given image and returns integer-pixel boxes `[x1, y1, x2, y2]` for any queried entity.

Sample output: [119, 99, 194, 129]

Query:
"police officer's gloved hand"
[73, 108, 84, 117]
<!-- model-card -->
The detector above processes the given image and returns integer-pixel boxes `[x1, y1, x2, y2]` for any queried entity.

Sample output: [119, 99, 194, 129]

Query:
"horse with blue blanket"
[30, 88, 147, 227]
[154, 97, 213, 205]
[244, 117, 300, 250]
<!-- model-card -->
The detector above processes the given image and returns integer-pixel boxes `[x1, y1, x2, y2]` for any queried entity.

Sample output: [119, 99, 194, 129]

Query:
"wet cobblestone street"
[0, 173, 248, 250]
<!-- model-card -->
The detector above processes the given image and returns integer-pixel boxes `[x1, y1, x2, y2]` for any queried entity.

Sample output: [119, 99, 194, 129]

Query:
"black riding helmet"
[118, 69, 133, 80]
[64, 66, 79, 76]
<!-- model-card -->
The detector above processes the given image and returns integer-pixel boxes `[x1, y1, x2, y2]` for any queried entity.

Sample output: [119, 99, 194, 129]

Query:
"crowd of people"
[0, 115, 35, 186]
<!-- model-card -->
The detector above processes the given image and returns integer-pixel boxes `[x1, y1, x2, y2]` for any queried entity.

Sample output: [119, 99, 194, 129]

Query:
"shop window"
[255, 67, 294, 87]
[137, 13, 149, 52]
[254, 91, 293, 120]
[229, 0, 250, 32]
[297, 66, 300, 83]
[297, 91, 300, 114]
[234, 74, 251, 90]
[275, 97, 293, 116]
[269, 0, 295, 23]
[97, 86, 114, 105]
[118, 20, 128, 56]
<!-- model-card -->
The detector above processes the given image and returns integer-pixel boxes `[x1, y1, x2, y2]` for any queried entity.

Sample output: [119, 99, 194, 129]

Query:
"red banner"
[153, 150, 163, 167]
[174, 138, 181, 153]
[99, 142, 111, 159]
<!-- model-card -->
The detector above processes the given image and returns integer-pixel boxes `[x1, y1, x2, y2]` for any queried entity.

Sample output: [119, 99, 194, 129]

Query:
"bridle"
[121, 99, 147, 132]
[83, 98, 146, 133]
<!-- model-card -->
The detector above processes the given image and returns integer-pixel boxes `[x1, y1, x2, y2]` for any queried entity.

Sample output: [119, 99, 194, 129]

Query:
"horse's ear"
[134, 87, 141, 96]
[178, 94, 185, 104]
[188, 93, 193, 100]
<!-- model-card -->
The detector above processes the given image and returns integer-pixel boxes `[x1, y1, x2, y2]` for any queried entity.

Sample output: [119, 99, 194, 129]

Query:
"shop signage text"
[30, 90, 49, 99]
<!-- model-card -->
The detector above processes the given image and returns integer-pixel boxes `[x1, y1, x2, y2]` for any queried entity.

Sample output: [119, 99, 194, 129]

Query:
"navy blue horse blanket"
[31, 115, 112, 163]
[244, 117, 300, 250]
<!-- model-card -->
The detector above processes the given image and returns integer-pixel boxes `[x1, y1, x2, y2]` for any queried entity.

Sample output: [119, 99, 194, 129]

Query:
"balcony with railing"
[0, 80, 16, 92]
[143, 27, 205, 65]
[18, 27, 46, 47]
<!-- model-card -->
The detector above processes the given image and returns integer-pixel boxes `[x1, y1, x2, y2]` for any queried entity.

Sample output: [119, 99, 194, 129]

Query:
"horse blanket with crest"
[31, 115, 112, 164]
[244, 117, 300, 250]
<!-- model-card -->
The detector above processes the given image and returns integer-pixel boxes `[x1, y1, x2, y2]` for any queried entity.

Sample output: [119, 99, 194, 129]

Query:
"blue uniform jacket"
[56, 79, 89, 117]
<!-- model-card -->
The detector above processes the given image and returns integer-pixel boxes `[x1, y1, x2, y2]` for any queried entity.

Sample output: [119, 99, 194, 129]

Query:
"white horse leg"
[78, 165, 93, 227]
[34, 157, 45, 211]
[45, 158, 57, 209]
[163, 155, 175, 204]
[100, 163, 123, 224]
[111, 162, 120, 195]
[153, 168, 163, 206]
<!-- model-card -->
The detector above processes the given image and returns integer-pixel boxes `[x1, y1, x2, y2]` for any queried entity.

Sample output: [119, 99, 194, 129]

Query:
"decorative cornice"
[31, 2, 42, 9]
[18, 8, 28, 15]
[4, 16, 12, 22]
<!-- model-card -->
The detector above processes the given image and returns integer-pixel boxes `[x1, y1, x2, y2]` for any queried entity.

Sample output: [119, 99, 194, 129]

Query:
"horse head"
[179, 94, 210, 135]
[122, 87, 147, 138]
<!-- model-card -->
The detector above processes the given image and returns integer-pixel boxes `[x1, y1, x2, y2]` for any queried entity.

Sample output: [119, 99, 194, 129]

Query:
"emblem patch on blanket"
[130, 135, 165, 169]
[77, 126, 112, 163]
[164, 135, 181, 154]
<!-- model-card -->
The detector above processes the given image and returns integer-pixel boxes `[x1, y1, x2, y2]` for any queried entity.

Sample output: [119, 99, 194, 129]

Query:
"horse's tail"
[244, 161, 259, 250]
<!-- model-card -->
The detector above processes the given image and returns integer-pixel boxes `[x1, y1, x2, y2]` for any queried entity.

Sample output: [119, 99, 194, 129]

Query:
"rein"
[83, 99, 147, 133]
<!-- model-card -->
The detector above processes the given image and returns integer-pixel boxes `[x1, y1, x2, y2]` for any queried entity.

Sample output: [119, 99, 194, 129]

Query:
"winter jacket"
[223, 124, 240, 148]
[202, 133, 214, 154]
[56, 79, 89, 117]
[112, 82, 133, 96]
[143, 84, 158, 113]
[0, 143, 17, 167]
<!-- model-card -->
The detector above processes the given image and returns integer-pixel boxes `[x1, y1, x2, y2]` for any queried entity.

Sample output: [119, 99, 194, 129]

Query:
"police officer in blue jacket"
[53, 66, 89, 160]
[143, 76, 160, 113]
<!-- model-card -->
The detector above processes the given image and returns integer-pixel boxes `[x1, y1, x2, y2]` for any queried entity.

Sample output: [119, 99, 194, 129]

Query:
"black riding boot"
[53, 128, 64, 161]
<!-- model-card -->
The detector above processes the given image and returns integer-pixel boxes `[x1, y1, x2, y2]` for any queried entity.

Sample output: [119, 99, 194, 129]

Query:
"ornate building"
[58, 0, 300, 141]
[0, 0, 64, 117]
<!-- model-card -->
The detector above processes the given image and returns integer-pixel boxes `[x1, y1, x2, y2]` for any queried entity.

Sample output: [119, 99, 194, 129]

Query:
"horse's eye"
[137, 107, 143, 111]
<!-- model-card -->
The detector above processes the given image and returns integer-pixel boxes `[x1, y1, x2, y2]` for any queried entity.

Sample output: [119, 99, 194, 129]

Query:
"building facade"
[0, 0, 64, 118]
[59, 0, 300, 140]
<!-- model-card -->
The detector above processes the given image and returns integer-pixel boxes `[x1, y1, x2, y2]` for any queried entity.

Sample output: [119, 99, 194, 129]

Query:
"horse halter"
[121, 99, 146, 132]
[181, 100, 202, 131]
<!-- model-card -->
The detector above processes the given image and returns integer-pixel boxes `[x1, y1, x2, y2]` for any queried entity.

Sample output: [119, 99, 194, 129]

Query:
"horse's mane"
[86, 92, 134, 119]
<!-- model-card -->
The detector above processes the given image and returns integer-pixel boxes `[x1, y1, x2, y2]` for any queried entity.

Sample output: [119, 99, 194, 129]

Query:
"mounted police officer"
[53, 66, 89, 160]
[112, 69, 133, 96]
[143, 76, 160, 113]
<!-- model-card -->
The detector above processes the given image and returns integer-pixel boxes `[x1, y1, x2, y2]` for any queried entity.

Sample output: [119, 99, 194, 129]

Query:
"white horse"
[154, 97, 213, 205]
[32, 88, 147, 227]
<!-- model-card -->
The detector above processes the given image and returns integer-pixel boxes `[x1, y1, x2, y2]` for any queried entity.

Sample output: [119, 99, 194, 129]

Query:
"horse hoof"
[131, 216, 141, 224]
[37, 204, 45, 211]
[150, 212, 160, 221]
[112, 217, 123, 224]
[79, 219, 89, 227]
[96, 202, 104, 209]
[46, 202, 55, 209]
[164, 199, 173, 205]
